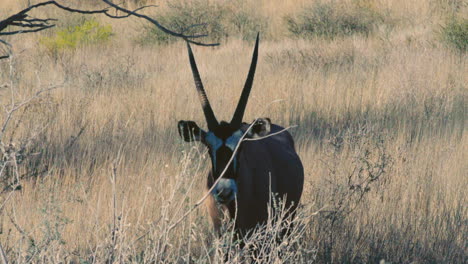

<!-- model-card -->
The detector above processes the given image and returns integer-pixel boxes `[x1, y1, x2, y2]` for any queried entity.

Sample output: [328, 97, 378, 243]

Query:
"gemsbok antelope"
[177, 34, 304, 238]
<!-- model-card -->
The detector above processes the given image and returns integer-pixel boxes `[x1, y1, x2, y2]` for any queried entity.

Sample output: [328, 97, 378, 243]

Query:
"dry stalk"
[0, 243, 7, 264]
[109, 145, 123, 263]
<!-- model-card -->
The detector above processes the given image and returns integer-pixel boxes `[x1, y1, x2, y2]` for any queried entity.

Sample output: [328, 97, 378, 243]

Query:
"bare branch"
[0, 242, 8, 264]
[0, 0, 218, 59]
[0, 1, 109, 33]
[103, 4, 159, 19]
[0, 1, 113, 59]
[0, 25, 55, 36]
[0, 83, 62, 141]
[0, 39, 11, 47]
[0, 39, 12, 59]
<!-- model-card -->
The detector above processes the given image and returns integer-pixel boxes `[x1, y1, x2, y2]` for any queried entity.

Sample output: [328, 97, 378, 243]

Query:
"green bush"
[441, 17, 468, 52]
[40, 18, 113, 54]
[138, 1, 267, 45]
[285, 1, 385, 39]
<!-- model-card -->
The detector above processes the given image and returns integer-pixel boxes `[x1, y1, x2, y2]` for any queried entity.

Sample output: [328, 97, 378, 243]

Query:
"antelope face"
[177, 34, 260, 204]
[178, 117, 272, 204]
[178, 121, 243, 203]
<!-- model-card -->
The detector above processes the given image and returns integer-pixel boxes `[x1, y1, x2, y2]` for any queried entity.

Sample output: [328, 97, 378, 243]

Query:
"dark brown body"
[206, 124, 304, 234]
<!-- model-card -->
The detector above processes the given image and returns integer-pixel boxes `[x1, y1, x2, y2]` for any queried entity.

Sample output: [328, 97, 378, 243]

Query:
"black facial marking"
[213, 121, 236, 140]
[178, 120, 246, 182]
[214, 145, 235, 178]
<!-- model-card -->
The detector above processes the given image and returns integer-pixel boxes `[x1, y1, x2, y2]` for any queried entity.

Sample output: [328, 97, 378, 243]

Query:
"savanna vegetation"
[0, 0, 466, 263]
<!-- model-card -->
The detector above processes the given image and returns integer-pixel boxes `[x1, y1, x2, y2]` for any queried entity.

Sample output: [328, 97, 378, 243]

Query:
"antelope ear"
[250, 117, 271, 138]
[178, 120, 206, 142]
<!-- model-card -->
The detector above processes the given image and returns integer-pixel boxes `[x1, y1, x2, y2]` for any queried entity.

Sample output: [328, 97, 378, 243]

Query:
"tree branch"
[100, 0, 219, 46]
[0, 1, 218, 59]
[0, 1, 109, 33]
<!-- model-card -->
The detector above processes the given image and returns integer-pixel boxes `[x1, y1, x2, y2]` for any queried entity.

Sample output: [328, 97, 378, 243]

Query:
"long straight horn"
[230, 33, 259, 127]
[186, 42, 219, 131]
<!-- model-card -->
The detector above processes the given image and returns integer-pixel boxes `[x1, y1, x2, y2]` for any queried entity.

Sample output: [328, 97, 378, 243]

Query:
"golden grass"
[0, 0, 466, 263]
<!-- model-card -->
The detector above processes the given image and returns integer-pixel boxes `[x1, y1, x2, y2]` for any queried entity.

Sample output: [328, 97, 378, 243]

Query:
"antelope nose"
[212, 178, 238, 204]
[217, 188, 233, 198]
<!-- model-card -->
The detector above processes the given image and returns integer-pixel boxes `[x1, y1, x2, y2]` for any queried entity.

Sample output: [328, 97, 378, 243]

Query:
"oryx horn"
[186, 42, 219, 131]
[230, 33, 260, 128]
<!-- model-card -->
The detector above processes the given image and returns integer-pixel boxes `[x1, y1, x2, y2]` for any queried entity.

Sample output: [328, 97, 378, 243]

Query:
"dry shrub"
[285, 0, 389, 39]
[0, 58, 58, 194]
[317, 128, 393, 262]
[137, 0, 267, 45]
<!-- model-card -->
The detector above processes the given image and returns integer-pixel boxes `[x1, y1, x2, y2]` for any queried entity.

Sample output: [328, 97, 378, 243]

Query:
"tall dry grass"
[0, 0, 466, 263]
